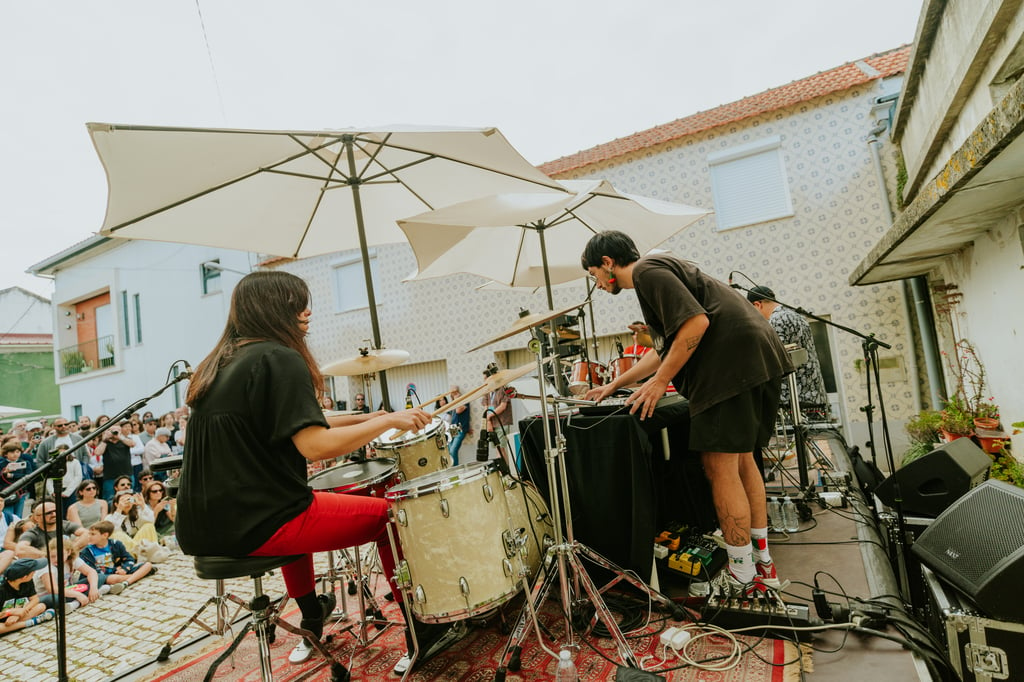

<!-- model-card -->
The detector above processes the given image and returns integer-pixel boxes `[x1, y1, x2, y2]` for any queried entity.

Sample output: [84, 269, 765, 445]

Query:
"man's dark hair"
[580, 231, 641, 270]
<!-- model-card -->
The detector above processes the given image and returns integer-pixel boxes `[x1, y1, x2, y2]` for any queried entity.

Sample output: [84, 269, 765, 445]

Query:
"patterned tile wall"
[280, 81, 917, 438]
[550, 83, 918, 434]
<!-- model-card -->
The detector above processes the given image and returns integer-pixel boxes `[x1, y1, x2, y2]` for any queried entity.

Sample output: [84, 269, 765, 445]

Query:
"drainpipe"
[866, 120, 930, 413]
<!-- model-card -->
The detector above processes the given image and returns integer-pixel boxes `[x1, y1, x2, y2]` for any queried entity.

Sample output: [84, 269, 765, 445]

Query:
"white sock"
[99, 584, 110, 595]
[725, 542, 755, 582]
[750, 527, 772, 564]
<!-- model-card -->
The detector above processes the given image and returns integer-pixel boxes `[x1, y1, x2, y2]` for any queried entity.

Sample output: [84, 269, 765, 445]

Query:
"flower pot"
[977, 436, 1007, 454]
[973, 417, 1000, 431]
[940, 429, 973, 443]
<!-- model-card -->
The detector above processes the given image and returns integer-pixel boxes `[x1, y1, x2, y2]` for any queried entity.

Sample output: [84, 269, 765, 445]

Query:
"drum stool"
[192, 555, 349, 682]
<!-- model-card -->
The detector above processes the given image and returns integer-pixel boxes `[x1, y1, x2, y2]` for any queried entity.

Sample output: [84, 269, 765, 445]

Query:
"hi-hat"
[467, 302, 586, 352]
[321, 348, 410, 376]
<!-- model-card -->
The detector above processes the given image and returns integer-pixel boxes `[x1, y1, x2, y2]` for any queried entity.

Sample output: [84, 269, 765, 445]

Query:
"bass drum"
[386, 461, 525, 623]
[502, 477, 554, 580]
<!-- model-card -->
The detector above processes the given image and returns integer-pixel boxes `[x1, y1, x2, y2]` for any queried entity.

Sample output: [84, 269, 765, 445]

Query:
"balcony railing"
[58, 335, 116, 378]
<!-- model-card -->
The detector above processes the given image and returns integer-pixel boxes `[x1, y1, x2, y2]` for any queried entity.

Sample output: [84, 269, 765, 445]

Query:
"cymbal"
[433, 361, 541, 418]
[320, 348, 410, 376]
[467, 302, 586, 352]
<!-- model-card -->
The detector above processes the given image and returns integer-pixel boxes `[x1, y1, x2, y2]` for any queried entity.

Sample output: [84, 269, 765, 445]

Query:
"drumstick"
[415, 391, 450, 411]
[393, 385, 489, 439]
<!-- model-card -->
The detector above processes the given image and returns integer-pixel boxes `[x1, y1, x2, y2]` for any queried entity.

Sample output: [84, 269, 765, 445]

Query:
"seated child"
[0, 558, 53, 635]
[35, 537, 111, 611]
[80, 521, 154, 590]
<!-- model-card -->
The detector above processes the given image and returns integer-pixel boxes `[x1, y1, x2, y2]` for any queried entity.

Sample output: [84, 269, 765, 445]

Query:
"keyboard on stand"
[579, 392, 684, 417]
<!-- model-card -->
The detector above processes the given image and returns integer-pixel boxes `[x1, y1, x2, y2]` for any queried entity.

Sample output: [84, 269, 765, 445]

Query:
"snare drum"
[308, 458, 398, 497]
[609, 354, 639, 382]
[372, 417, 451, 482]
[568, 360, 606, 396]
[503, 478, 554, 580]
[385, 461, 526, 623]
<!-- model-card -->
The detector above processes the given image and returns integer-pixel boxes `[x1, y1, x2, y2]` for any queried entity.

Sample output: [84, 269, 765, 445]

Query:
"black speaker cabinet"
[874, 438, 991, 517]
[912, 479, 1024, 622]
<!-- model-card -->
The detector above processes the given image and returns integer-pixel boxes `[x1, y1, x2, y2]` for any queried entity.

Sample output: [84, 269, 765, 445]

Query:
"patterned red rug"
[146, 588, 801, 681]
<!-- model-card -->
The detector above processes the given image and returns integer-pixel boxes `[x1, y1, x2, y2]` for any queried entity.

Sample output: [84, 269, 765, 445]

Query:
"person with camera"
[104, 490, 160, 557]
[94, 425, 135, 503]
[478, 366, 512, 463]
[176, 270, 464, 672]
[1, 441, 36, 518]
[580, 231, 792, 596]
[37, 418, 86, 513]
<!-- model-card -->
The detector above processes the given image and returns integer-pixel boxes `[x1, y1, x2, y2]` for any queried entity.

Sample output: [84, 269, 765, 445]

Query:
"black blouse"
[175, 341, 328, 556]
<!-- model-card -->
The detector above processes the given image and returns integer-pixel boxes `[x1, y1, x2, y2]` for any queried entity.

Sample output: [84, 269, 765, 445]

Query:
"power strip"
[819, 491, 846, 508]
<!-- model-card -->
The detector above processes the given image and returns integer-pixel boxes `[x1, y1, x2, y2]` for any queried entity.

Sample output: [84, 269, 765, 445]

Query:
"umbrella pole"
[344, 136, 392, 410]
[538, 227, 554, 311]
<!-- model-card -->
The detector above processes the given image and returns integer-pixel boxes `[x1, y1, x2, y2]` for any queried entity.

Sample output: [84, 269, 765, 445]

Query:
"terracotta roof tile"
[539, 45, 911, 176]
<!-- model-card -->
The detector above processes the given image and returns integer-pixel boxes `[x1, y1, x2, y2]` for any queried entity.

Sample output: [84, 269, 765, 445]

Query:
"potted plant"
[901, 410, 943, 466]
[61, 349, 87, 375]
[939, 395, 975, 442]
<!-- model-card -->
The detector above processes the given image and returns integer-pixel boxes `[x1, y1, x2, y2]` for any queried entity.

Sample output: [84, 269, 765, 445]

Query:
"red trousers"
[251, 491, 400, 599]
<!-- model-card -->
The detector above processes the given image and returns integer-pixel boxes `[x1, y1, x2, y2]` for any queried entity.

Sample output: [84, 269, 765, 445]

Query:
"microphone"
[728, 272, 741, 289]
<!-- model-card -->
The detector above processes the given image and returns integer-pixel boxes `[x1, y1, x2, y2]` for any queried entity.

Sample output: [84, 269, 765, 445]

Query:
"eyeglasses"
[83, 487, 97, 491]
[43, 511, 58, 517]
[140, 476, 153, 481]
[149, 488, 165, 493]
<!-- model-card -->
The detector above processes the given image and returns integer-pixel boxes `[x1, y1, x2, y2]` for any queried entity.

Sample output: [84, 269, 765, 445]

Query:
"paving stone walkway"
[0, 547, 287, 681]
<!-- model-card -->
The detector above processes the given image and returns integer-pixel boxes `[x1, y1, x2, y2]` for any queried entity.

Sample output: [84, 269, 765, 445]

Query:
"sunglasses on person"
[83, 486, 97, 491]
[139, 476, 153, 481]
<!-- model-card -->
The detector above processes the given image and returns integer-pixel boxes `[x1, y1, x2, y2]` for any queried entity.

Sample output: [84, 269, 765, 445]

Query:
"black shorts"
[689, 380, 782, 454]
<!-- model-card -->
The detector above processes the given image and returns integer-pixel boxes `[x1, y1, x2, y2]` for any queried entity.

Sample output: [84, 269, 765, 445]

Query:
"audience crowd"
[0, 408, 184, 635]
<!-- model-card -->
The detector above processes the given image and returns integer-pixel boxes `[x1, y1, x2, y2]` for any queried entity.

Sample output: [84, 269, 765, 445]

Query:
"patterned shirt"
[769, 306, 828, 408]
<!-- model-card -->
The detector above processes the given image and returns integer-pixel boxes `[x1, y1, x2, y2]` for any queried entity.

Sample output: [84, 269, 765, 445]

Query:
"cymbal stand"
[494, 334, 682, 679]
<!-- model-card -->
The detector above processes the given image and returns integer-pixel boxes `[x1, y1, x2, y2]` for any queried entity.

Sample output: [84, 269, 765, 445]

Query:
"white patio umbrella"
[0, 405, 38, 419]
[89, 123, 568, 407]
[399, 179, 710, 309]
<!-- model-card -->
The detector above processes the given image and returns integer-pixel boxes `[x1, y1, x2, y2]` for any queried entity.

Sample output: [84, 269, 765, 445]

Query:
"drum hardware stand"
[493, 336, 684, 679]
[156, 580, 248, 661]
[328, 544, 402, 647]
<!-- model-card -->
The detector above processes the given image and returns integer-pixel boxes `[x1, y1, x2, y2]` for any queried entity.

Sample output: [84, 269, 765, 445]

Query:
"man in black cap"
[0, 558, 53, 634]
[747, 285, 829, 417]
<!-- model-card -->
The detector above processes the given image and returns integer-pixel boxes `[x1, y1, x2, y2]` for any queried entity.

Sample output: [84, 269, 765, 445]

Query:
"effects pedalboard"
[702, 589, 820, 641]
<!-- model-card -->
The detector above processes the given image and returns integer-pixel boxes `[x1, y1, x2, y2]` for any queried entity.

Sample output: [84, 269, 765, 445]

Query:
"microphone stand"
[0, 366, 192, 682]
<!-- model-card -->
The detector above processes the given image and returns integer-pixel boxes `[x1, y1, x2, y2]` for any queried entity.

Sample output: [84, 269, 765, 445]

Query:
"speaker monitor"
[912, 479, 1024, 622]
[873, 437, 990, 517]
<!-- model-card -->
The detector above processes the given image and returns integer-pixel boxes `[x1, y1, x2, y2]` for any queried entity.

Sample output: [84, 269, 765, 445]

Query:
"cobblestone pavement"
[0, 546, 287, 682]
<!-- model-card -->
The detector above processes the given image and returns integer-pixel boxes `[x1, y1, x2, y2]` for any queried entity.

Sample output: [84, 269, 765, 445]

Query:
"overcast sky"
[0, 0, 923, 298]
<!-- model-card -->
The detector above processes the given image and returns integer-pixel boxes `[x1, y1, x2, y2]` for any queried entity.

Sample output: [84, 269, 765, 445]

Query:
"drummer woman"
[175, 270, 442, 670]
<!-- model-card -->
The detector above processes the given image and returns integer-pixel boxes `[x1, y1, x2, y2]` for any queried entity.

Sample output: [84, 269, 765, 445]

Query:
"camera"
[483, 362, 499, 377]
[6, 461, 27, 471]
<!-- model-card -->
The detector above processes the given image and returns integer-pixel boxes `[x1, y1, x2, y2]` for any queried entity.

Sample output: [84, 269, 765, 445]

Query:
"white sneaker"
[392, 654, 411, 675]
[288, 638, 314, 664]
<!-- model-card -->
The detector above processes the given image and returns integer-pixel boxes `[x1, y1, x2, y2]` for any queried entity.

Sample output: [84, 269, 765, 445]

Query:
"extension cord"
[819, 491, 845, 508]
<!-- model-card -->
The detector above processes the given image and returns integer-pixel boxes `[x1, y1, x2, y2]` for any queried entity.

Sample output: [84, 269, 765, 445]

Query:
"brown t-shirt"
[632, 254, 792, 414]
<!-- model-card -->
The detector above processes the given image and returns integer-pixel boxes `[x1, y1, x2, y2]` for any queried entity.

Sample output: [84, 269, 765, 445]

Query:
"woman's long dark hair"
[186, 270, 324, 404]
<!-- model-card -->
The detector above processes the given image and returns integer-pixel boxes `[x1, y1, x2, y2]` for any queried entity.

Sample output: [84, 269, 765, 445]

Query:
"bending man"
[581, 231, 792, 592]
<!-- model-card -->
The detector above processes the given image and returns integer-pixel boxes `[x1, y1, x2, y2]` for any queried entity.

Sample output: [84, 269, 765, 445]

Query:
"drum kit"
[312, 306, 679, 676]
[311, 348, 555, 655]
